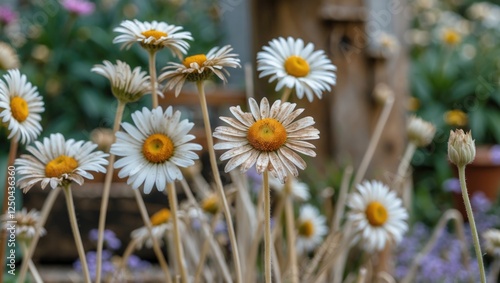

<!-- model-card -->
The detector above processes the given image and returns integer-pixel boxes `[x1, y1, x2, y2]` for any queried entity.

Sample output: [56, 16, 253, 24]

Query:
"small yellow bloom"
[441, 28, 461, 46]
[444, 109, 468, 127]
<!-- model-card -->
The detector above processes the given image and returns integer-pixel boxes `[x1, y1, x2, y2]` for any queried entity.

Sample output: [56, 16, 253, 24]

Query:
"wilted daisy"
[407, 115, 436, 147]
[1, 208, 46, 241]
[213, 97, 319, 183]
[113, 19, 192, 56]
[131, 208, 171, 249]
[0, 41, 20, 70]
[111, 107, 202, 194]
[91, 60, 151, 103]
[268, 175, 310, 201]
[159, 45, 241, 96]
[347, 180, 408, 252]
[15, 133, 109, 192]
[0, 69, 44, 144]
[257, 37, 336, 102]
[483, 229, 500, 257]
[296, 205, 328, 254]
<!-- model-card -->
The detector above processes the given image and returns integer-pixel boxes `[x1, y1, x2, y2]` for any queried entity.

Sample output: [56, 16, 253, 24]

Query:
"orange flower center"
[298, 220, 315, 238]
[141, 30, 168, 40]
[142, 133, 174, 163]
[10, 96, 29, 122]
[442, 29, 461, 46]
[247, 118, 287, 152]
[365, 201, 388, 227]
[284, 55, 310, 77]
[45, 155, 78, 178]
[201, 194, 219, 214]
[150, 208, 171, 226]
[183, 54, 207, 68]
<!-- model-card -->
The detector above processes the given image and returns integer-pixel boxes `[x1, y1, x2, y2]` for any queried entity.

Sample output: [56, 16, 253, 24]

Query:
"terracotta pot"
[452, 145, 500, 219]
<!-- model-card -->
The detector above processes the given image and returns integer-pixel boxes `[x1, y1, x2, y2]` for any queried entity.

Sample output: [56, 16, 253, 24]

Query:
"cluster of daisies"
[0, 18, 416, 282]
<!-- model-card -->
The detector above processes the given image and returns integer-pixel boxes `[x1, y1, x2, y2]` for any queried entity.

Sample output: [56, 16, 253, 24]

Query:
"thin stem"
[96, 100, 126, 283]
[392, 142, 417, 192]
[196, 80, 242, 283]
[263, 171, 272, 283]
[20, 241, 43, 283]
[284, 195, 298, 283]
[0, 139, 18, 276]
[280, 87, 293, 102]
[132, 188, 173, 283]
[458, 165, 486, 283]
[352, 95, 394, 187]
[332, 166, 354, 232]
[18, 187, 61, 283]
[111, 237, 139, 283]
[63, 185, 91, 283]
[149, 50, 159, 108]
[194, 213, 220, 283]
[167, 182, 188, 283]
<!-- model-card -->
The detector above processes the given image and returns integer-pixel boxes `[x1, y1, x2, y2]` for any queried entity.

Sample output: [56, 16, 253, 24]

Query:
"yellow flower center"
[298, 220, 315, 238]
[444, 110, 468, 127]
[201, 194, 219, 214]
[442, 29, 461, 46]
[247, 118, 287, 152]
[365, 201, 388, 227]
[141, 30, 168, 40]
[183, 54, 207, 68]
[150, 208, 171, 226]
[142, 133, 174, 163]
[284, 55, 310, 77]
[45, 155, 78, 178]
[10, 96, 29, 122]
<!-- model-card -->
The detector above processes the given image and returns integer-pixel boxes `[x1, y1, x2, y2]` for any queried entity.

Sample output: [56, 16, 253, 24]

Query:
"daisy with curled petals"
[159, 45, 241, 97]
[346, 180, 408, 252]
[0, 69, 44, 145]
[110, 106, 202, 194]
[269, 175, 310, 201]
[91, 60, 152, 103]
[113, 19, 192, 56]
[1, 208, 46, 241]
[131, 208, 172, 249]
[296, 205, 328, 254]
[213, 97, 319, 183]
[257, 37, 336, 102]
[15, 133, 109, 192]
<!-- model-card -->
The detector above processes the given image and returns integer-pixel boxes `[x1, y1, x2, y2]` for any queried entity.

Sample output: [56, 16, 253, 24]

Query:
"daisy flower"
[296, 205, 328, 254]
[213, 97, 319, 183]
[0, 41, 20, 70]
[1, 208, 46, 241]
[201, 193, 220, 215]
[113, 19, 192, 56]
[483, 229, 500, 257]
[159, 45, 241, 97]
[14, 133, 109, 192]
[91, 60, 152, 103]
[346, 180, 408, 252]
[407, 115, 436, 147]
[268, 175, 310, 201]
[131, 208, 171, 249]
[0, 69, 44, 144]
[110, 106, 202, 194]
[257, 37, 336, 102]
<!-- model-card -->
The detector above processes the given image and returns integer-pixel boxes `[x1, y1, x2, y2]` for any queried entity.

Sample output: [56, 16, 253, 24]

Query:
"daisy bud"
[448, 129, 476, 167]
[407, 115, 436, 147]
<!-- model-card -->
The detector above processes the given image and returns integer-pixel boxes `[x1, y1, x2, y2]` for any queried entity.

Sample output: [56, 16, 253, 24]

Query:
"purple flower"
[73, 250, 114, 280]
[490, 145, 500, 165]
[442, 178, 461, 193]
[128, 255, 151, 271]
[0, 5, 16, 25]
[61, 0, 95, 16]
[88, 229, 122, 250]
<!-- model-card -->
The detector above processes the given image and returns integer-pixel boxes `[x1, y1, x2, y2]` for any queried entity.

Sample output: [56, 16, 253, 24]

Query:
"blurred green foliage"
[0, 0, 224, 151]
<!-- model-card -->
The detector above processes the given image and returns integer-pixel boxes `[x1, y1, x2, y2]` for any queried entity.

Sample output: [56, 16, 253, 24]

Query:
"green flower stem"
[0, 139, 18, 276]
[167, 182, 188, 283]
[95, 100, 125, 283]
[149, 50, 159, 108]
[458, 165, 486, 283]
[18, 187, 61, 283]
[263, 170, 272, 283]
[63, 185, 91, 283]
[280, 87, 293, 102]
[196, 80, 243, 283]
[132, 188, 173, 283]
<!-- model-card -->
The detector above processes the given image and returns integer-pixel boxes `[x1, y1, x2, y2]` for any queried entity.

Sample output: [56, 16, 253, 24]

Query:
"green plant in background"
[0, 0, 224, 149]
[407, 0, 500, 222]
